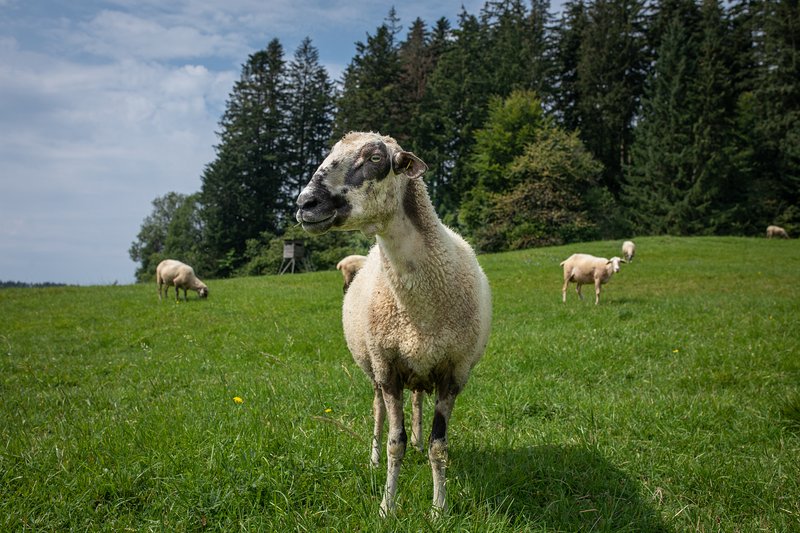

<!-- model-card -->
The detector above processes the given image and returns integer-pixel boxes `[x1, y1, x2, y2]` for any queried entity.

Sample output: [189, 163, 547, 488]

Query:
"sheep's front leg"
[371, 382, 385, 467]
[411, 390, 424, 453]
[430, 381, 458, 514]
[380, 379, 406, 516]
[594, 279, 601, 305]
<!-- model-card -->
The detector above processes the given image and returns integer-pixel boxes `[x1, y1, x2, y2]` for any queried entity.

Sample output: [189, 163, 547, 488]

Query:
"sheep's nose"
[296, 189, 318, 210]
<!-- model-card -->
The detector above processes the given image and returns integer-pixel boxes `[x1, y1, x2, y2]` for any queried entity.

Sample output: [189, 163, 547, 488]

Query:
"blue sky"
[0, 0, 551, 285]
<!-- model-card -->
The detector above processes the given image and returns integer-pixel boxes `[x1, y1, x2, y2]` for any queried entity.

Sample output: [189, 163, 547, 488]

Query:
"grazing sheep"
[622, 240, 636, 263]
[156, 259, 209, 302]
[336, 254, 367, 293]
[296, 132, 492, 516]
[766, 225, 789, 239]
[561, 253, 623, 305]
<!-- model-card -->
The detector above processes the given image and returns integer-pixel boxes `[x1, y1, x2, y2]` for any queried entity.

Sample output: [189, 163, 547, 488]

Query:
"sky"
[1, 0, 524, 285]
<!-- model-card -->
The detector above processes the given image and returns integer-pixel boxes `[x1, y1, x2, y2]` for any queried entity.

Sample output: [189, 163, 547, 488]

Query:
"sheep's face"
[608, 257, 622, 273]
[296, 132, 427, 236]
[198, 287, 209, 298]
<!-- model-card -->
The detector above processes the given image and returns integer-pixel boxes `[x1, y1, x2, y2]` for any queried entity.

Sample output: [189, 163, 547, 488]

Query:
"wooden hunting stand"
[279, 239, 310, 274]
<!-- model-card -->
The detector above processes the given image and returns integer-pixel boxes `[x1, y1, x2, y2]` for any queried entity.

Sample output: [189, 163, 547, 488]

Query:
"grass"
[1, 236, 799, 531]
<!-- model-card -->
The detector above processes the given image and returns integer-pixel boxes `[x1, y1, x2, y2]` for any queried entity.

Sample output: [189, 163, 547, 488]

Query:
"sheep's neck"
[376, 180, 450, 298]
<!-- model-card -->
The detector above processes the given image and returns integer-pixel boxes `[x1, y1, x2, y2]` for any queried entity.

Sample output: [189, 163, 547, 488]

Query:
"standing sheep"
[336, 254, 367, 293]
[296, 132, 492, 515]
[561, 253, 623, 305]
[156, 259, 209, 302]
[622, 240, 636, 263]
[766, 225, 789, 239]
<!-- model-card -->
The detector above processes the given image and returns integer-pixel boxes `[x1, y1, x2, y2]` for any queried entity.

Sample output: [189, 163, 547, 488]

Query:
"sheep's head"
[607, 257, 622, 273]
[295, 132, 427, 236]
[198, 286, 209, 298]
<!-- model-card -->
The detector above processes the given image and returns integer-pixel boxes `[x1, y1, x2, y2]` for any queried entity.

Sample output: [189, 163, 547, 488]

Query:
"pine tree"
[417, 9, 492, 216]
[576, 0, 648, 195]
[686, 0, 737, 233]
[552, 0, 589, 131]
[284, 38, 335, 218]
[199, 39, 288, 276]
[334, 14, 404, 141]
[624, 17, 697, 234]
[750, 0, 800, 229]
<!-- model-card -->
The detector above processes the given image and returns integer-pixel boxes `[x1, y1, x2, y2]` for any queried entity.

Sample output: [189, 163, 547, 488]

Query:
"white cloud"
[0, 0, 492, 284]
[73, 9, 249, 61]
[0, 29, 236, 283]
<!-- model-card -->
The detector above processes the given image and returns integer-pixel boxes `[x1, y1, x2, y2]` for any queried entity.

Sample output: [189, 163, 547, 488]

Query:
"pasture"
[1, 236, 798, 531]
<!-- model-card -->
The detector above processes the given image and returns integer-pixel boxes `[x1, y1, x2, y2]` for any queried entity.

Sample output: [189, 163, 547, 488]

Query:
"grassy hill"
[1, 236, 799, 531]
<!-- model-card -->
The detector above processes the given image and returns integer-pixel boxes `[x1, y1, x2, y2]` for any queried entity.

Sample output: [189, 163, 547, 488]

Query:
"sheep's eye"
[369, 154, 382, 163]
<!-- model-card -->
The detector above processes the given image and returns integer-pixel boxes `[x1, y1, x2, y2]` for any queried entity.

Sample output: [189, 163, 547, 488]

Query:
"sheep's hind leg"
[410, 390, 424, 453]
[430, 381, 457, 515]
[371, 382, 385, 467]
[379, 378, 406, 517]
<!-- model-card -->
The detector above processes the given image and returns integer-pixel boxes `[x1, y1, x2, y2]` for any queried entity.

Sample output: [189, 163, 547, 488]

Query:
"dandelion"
[233, 396, 243, 404]
[324, 408, 332, 413]
[672, 349, 679, 353]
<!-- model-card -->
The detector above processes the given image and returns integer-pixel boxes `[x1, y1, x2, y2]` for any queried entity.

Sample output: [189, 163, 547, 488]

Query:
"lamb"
[295, 132, 492, 515]
[766, 225, 789, 239]
[156, 259, 209, 301]
[622, 240, 636, 262]
[560, 253, 623, 305]
[336, 254, 367, 293]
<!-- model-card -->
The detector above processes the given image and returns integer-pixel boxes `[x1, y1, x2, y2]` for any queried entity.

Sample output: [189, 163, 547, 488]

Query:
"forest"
[130, 0, 800, 281]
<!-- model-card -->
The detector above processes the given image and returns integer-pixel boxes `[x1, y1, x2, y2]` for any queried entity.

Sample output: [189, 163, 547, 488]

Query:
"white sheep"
[296, 132, 492, 516]
[560, 253, 623, 305]
[622, 240, 636, 262]
[156, 259, 209, 302]
[336, 254, 367, 293]
[766, 225, 789, 239]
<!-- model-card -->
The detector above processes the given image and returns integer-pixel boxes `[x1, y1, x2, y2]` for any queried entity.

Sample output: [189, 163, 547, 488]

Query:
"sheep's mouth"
[298, 210, 336, 234]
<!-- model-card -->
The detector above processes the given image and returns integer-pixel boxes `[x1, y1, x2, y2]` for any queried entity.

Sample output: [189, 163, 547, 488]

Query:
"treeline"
[0, 281, 69, 289]
[130, 0, 799, 281]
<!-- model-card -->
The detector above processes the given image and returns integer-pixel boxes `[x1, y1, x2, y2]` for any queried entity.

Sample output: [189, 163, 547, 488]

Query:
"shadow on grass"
[455, 444, 670, 532]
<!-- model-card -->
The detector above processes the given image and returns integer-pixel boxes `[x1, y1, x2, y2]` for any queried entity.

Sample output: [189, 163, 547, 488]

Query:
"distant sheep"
[156, 259, 208, 302]
[622, 240, 636, 262]
[336, 254, 367, 293]
[561, 253, 623, 305]
[766, 225, 789, 239]
[296, 131, 492, 516]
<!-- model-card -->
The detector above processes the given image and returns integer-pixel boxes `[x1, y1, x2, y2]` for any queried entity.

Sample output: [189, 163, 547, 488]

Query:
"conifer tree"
[284, 38, 335, 219]
[199, 39, 288, 276]
[334, 15, 403, 140]
[576, 0, 648, 194]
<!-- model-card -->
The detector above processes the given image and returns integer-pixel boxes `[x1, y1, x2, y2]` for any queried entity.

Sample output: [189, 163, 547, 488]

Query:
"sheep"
[622, 240, 636, 263]
[560, 253, 623, 305]
[336, 254, 367, 293]
[156, 259, 209, 302]
[766, 225, 789, 239]
[295, 131, 492, 516]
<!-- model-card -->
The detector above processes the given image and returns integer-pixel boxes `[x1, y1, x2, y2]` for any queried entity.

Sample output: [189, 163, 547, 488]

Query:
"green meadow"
[1, 236, 799, 531]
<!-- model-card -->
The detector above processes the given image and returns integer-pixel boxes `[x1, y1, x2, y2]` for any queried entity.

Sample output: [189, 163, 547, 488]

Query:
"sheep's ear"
[393, 151, 428, 179]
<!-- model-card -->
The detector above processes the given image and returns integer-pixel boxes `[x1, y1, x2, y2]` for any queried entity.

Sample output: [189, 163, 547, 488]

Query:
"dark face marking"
[344, 141, 392, 188]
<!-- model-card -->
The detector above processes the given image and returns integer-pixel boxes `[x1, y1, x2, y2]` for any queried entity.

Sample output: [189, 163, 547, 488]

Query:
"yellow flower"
[324, 408, 332, 413]
[672, 349, 679, 353]
[233, 396, 243, 404]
